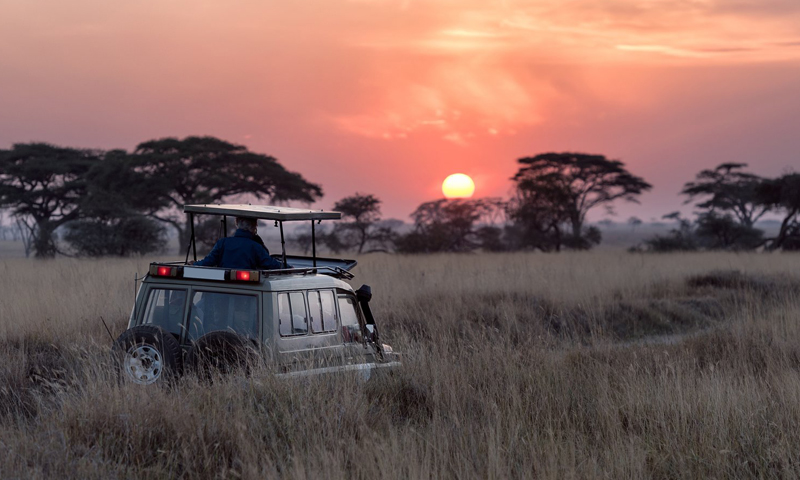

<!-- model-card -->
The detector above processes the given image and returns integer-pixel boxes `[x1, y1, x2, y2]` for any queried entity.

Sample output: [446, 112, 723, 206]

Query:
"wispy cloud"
[332, 0, 800, 142]
[616, 44, 712, 58]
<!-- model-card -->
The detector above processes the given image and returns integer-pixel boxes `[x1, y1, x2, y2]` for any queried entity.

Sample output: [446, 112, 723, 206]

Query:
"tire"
[112, 325, 183, 385]
[187, 331, 260, 379]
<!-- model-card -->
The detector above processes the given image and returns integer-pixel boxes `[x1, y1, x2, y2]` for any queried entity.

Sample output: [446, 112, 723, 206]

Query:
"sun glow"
[442, 173, 475, 199]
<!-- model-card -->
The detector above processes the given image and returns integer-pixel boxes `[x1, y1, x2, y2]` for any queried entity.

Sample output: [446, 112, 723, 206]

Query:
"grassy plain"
[2, 252, 800, 478]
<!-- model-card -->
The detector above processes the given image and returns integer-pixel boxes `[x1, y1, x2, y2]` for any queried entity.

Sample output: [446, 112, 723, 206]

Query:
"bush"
[64, 216, 166, 257]
[695, 212, 763, 250]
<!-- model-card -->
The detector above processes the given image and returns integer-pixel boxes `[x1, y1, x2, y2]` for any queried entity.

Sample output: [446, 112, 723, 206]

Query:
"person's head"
[235, 216, 258, 234]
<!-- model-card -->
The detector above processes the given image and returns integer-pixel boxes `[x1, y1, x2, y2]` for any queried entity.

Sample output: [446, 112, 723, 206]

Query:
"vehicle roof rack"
[184, 204, 340, 222]
[181, 204, 344, 272]
[263, 266, 355, 280]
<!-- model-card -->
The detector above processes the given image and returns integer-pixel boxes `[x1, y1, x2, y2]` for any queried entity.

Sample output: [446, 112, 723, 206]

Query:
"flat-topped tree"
[511, 152, 651, 249]
[681, 163, 768, 227]
[0, 143, 98, 257]
[756, 173, 800, 250]
[332, 193, 383, 253]
[133, 136, 323, 250]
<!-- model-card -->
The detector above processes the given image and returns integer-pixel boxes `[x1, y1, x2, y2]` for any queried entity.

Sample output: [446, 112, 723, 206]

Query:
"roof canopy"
[184, 204, 341, 222]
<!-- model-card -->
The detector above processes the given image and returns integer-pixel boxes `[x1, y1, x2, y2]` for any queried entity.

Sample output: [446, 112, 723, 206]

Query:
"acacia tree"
[0, 143, 98, 257]
[756, 173, 800, 250]
[681, 163, 769, 227]
[65, 150, 169, 256]
[509, 153, 651, 250]
[132, 136, 323, 250]
[331, 193, 385, 253]
[396, 198, 501, 253]
[505, 176, 573, 251]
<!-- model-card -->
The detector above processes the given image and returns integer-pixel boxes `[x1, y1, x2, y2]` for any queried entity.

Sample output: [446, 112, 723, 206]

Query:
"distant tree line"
[634, 163, 800, 252]
[2, 142, 654, 257]
[0, 137, 321, 257]
[309, 153, 652, 254]
[14, 137, 790, 257]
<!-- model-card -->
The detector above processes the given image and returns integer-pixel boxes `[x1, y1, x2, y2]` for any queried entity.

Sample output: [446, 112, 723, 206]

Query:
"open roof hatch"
[182, 204, 354, 276]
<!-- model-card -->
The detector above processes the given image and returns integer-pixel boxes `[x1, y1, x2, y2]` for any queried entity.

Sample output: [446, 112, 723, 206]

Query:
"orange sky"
[1, 0, 799, 221]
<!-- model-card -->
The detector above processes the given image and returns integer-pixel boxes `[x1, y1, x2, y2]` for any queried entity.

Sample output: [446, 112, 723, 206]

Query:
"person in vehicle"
[191, 216, 284, 270]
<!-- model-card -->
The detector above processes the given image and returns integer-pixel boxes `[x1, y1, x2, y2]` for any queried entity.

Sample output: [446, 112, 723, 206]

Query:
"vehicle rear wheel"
[112, 325, 182, 385]
[187, 331, 260, 379]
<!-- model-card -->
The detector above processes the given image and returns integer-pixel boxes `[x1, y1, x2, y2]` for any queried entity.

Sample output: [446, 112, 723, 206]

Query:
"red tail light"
[149, 264, 182, 277]
[229, 270, 260, 282]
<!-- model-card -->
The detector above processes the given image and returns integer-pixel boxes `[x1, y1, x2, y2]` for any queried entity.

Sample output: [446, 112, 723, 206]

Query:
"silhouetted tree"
[332, 193, 384, 253]
[395, 198, 501, 253]
[628, 216, 642, 232]
[14, 218, 34, 257]
[0, 143, 98, 257]
[64, 150, 169, 256]
[756, 173, 800, 250]
[682, 163, 769, 227]
[132, 136, 323, 251]
[509, 152, 651, 250]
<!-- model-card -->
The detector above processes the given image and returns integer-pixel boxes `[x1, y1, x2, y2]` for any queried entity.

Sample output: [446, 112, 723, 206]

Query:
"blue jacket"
[195, 229, 283, 270]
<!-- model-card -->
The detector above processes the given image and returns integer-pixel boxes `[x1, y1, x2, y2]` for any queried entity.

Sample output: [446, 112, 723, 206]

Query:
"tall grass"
[1, 252, 800, 478]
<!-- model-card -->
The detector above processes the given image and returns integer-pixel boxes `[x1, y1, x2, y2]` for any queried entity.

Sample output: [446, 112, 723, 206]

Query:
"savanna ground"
[2, 252, 800, 478]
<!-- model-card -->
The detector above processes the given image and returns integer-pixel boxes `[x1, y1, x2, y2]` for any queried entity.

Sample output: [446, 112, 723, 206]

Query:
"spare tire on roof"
[187, 331, 260, 379]
[112, 325, 182, 386]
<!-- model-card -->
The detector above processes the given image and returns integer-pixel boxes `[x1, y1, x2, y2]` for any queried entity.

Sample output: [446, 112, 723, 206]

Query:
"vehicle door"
[274, 289, 342, 370]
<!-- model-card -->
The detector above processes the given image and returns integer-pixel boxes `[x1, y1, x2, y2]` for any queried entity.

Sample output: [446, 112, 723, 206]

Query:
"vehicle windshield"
[187, 291, 259, 341]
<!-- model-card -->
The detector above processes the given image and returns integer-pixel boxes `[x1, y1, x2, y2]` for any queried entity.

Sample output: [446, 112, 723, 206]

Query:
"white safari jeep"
[112, 204, 400, 385]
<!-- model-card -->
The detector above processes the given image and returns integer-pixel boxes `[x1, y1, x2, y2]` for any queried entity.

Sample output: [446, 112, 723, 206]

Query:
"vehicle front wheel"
[112, 325, 183, 385]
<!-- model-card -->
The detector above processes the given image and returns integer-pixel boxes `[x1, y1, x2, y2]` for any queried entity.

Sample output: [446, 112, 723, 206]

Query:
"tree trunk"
[771, 207, 798, 250]
[571, 215, 582, 239]
[33, 221, 57, 258]
[357, 227, 368, 254]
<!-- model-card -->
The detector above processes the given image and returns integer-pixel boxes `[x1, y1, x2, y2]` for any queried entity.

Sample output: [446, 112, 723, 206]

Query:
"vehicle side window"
[320, 290, 337, 332]
[338, 295, 362, 343]
[141, 288, 186, 337]
[187, 291, 258, 341]
[278, 292, 309, 336]
[309, 290, 337, 333]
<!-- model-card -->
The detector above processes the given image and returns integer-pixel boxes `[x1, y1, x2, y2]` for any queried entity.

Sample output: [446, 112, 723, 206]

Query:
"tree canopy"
[395, 198, 501, 253]
[509, 152, 651, 250]
[331, 193, 384, 253]
[0, 143, 98, 257]
[132, 136, 323, 249]
[756, 173, 800, 250]
[64, 149, 169, 257]
[681, 163, 768, 227]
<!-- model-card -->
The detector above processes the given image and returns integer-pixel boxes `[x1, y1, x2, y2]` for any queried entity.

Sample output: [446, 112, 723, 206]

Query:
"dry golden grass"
[2, 252, 800, 478]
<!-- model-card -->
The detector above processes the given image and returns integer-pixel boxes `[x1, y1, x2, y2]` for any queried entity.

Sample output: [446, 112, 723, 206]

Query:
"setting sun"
[442, 173, 475, 199]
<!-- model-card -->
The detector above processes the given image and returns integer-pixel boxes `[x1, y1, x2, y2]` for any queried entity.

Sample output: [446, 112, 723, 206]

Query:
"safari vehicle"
[112, 204, 400, 385]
